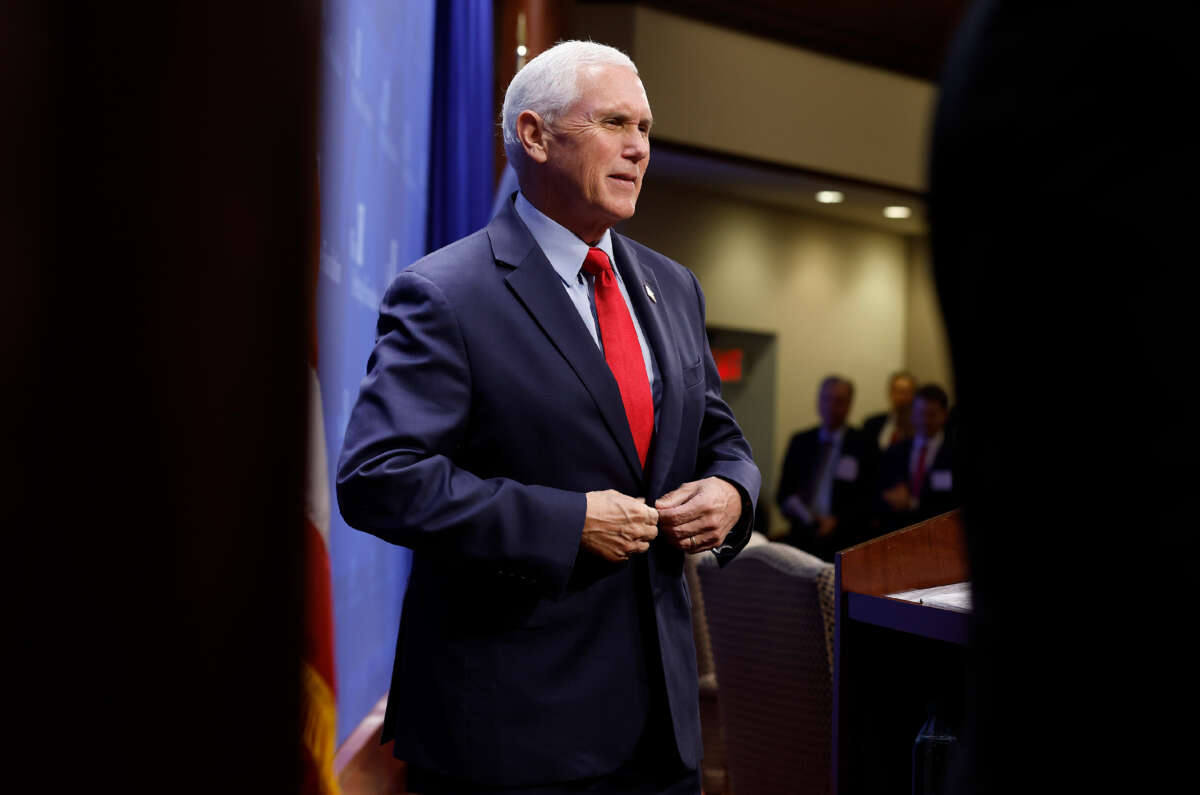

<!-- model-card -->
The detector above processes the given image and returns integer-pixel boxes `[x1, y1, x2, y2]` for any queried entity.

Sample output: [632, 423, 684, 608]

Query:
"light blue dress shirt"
[514, 193, 661, 413]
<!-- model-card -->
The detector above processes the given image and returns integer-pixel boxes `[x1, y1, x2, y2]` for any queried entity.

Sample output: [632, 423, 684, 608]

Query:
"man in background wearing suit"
[777, 375, 876, 561]
[861, 370, 917, 453]
[336, 40, 759, 795]
[878, 383, 956, 531]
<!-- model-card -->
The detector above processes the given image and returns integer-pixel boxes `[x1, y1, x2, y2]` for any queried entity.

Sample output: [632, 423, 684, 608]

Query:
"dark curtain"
[9, 1, 318, 791]
[930, 1, 1187, 793]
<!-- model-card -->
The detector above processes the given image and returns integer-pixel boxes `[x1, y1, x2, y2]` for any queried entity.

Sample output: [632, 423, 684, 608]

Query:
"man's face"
[539, 64, 651, 241]
[889, 377, 916, 415]
[818, 381, 853, 431]
[911, 397, 947, 438]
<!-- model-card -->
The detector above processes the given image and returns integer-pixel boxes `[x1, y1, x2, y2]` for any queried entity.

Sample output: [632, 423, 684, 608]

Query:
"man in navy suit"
[878, 383, 956, 531]
[336, 41, 759, 794]
[777, 375, 877, 561]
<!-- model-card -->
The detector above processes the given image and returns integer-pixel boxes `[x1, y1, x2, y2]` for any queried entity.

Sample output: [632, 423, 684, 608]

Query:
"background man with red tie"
[336, 40, 759, 794]
[878, 383, 957, 531]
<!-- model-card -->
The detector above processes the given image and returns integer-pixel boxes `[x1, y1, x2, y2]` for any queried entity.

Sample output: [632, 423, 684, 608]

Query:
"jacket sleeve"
[685, 271, 762, 565]
[335, 270, 584, 597]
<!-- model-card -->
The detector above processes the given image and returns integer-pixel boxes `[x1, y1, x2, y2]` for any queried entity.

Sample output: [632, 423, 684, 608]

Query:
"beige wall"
[572, 4, 937, 191]
[905, 236, 955, 397]
[621, 182, 940, 534]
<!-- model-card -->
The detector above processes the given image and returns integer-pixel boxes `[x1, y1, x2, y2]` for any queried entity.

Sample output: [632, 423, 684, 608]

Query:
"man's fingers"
[616, 495, 657, 545]
[629, 521, 658, 542]
[655, 481, 699, 510]
[682, 530, 721, 554]
[664, 517, 712, 545]
[607, 533, 653, 562]
[657, 488, 713, 529]
[626, 496, 659, 526]
[654, 478, 741, 554]
[657, 490, 706, 529]
[660, 504, 723, 542]
[657, 478, 737, 531]
[659, 506, 702, 530]
[582, 490, 663, 563]
[666, 507, 714, 531]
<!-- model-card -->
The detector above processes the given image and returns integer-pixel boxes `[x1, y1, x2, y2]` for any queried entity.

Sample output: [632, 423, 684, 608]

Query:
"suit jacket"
[877, 436, 957, 531]
[862, 411, 915, 452]
[861, 412, 888, 450]
[776, 426, 876, 561]
[336, 199, 760, 787]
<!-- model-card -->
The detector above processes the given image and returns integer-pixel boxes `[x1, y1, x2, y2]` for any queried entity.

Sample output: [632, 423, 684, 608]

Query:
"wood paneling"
[837, 510, 968, 596]
[494, 0, 571, 183]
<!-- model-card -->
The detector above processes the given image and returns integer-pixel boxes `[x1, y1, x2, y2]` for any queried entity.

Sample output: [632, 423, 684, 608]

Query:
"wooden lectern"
[832, 510, 969, 794]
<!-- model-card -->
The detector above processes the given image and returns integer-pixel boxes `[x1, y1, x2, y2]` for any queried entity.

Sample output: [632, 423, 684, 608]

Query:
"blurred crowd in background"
[776, 371, 957, 561]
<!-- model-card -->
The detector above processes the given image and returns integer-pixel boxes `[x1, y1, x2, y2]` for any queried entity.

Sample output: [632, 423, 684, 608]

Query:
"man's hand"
[582, 490, 659, 563]
[656, 477, 742, 555]
[881, 483, 912, 511]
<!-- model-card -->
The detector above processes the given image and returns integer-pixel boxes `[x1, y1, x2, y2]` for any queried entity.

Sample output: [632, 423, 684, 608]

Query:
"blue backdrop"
[317, 0, 493, 745]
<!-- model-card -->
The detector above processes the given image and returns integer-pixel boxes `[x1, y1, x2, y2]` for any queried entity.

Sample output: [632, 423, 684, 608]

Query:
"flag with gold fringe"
[301, 360, 340, 794]
[302, 157, 340, 794]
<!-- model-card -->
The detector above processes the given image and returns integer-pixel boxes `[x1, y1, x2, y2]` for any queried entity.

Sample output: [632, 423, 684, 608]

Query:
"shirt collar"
[514, 192, 615, 286]
[819, 426, 846, 444]
[914, 430, 944, 448]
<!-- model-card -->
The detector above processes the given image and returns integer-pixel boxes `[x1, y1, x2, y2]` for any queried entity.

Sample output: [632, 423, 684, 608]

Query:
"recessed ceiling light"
[883, 205, 912, 219]
[815, 190, 844, 204]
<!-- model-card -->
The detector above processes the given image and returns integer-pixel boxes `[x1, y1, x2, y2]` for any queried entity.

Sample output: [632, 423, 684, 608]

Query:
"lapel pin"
[645, 284, 656, 303]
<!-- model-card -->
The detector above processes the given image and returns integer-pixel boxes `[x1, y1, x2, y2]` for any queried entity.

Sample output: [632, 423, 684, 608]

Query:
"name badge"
[835, 455, 859, 482]
[930, 470, 953, 492]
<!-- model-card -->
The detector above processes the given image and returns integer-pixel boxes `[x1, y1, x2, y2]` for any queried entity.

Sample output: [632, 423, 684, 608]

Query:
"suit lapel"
[612, 233, 683, 500]
[488, 201, 644, 482]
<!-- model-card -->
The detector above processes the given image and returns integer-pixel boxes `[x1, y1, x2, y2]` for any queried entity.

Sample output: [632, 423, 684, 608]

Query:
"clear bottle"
[912, 702, 958, 795]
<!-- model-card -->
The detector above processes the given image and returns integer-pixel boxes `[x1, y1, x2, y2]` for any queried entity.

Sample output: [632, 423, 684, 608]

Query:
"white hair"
[501, 40, 638, 169]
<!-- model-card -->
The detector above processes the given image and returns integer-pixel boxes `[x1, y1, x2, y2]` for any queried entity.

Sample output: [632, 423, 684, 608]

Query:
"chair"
[686, 551, 727, 794]
[696, 536, 836, 795]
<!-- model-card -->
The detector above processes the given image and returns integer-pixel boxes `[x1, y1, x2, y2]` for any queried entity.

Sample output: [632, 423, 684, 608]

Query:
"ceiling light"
[883, 205, 912, 219]
[516, 45, 527, 57]
[815, 190, 844, 204]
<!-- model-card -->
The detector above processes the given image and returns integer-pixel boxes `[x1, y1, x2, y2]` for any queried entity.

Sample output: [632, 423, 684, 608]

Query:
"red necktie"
[910, 440, 928, 500]
[582, 247, 653, 467]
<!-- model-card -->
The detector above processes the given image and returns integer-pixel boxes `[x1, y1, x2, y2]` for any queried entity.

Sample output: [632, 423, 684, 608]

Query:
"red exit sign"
[711, 348, 743, 383]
